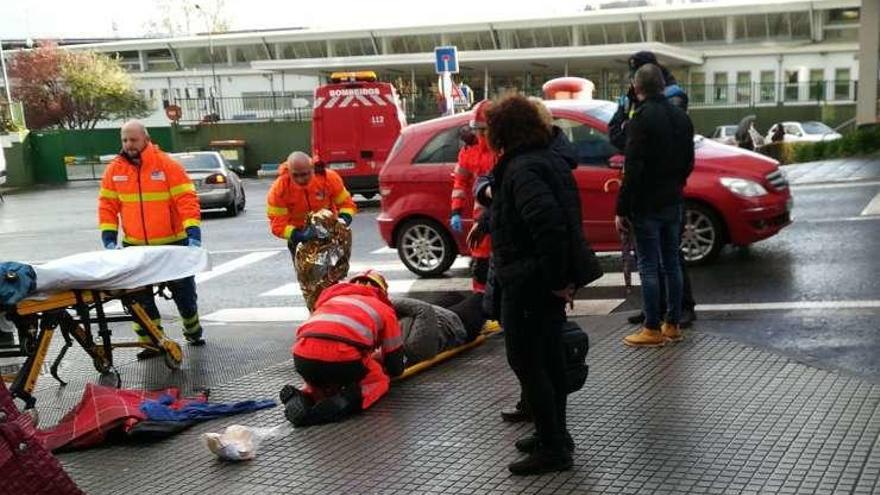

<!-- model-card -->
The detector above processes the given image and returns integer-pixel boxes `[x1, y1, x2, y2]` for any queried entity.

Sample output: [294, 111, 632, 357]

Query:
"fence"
[170, 80, 860, 124]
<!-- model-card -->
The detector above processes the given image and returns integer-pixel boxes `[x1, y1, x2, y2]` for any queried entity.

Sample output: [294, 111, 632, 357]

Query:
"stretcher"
[397, 321, 502, 380]
[0, 246, 209, 409]
[1, 286, 183, 409]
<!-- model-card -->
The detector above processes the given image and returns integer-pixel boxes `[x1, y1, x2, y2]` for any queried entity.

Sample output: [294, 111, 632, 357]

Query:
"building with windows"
[14, 0, 864, 127]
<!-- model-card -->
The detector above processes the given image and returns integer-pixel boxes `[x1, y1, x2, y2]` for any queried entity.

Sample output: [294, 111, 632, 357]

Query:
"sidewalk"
[782, 154, 880, 185]
[49, 314, 880, 495]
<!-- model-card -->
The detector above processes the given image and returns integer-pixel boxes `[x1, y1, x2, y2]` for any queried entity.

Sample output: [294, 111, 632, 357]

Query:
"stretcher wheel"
[160, 339, 183, 370]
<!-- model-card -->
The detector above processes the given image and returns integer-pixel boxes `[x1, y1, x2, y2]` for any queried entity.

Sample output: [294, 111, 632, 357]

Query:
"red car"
[377, 99, 792, 277]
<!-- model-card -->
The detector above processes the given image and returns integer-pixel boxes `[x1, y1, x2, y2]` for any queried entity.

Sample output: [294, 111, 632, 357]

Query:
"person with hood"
[279, 270, 404, 427]
[486, 94, 593, 475]
[98, 120, 205, 358]
[608, 50, 698, 329]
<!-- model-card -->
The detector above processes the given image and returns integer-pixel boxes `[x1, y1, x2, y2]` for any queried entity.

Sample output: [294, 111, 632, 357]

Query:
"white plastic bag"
[202, 423, 291, 461]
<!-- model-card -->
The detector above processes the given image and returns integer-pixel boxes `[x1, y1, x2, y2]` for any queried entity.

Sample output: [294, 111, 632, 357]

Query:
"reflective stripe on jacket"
[266, 165, 357, 239]
[294, 283, 402, 354]
[98, 144, 200, 245]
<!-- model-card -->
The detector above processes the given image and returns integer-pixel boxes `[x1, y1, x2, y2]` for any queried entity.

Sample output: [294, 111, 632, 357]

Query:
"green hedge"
[757, 125, 880, 165]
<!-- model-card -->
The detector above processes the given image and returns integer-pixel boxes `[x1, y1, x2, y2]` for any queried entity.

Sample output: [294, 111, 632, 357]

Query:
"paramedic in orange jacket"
[266, 151, 357, 256]
[279, 270, 404, 427]
[450, 100, 496, 292]
[98, 120, 204, 359]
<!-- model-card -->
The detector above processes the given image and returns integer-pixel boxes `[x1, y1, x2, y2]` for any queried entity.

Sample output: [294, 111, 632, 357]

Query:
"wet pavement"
[1, 157, 879, 493]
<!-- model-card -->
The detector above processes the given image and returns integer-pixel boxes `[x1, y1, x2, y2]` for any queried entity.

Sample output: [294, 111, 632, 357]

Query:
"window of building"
[703, 17, 726, 41]
[179, 47, 225, 67]
[578, 24, 608, 45]
[681, 19, 704, 43]
[766, 13, 790, 38]
[713, 72, 728, 103]
[789, 12, 811, 38]
[553, 118, 618, 165]
[623, 22, 641, 43]
[834, 68, 851, 100]
[690, 72, 706, 104]
[660, 20, 685, 43]
[823, 27, 859, 42]
[759, 70, 776, 102]
[828, 8, 860, 24]
[809, 69, 825, 100]
[784, 70, 799, 101]
[736, 71, 751, 104]
[414, 126, 462, 164]
[448, 31, 496, 51]
[276, 41, 327, 59]
[604, 24, 626, 44]
[389, 34, 443, 54]
[332, 38, 376, 57]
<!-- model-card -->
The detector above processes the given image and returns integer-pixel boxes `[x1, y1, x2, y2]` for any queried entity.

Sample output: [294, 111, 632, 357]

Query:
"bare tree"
[142, 0, 230, 37]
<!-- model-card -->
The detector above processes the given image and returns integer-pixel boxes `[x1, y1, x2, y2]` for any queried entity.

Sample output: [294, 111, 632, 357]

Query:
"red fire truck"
[312, 71, 407, 198]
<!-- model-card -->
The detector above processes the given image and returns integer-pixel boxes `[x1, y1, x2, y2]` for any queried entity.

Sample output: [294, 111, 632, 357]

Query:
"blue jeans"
[633, 204, 683, 329]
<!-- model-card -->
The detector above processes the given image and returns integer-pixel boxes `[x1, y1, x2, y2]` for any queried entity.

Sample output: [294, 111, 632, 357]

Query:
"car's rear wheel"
[225, 191, 239, 217]
[681, 202, 724, 264]
[237, 188, 246, 212]
[396, 218, 457, 277]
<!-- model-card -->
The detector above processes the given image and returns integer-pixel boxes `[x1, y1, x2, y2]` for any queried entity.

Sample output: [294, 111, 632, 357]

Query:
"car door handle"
[603, 179, 622, 193]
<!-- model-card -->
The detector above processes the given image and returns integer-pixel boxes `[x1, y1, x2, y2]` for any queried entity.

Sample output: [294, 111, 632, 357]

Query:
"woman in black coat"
[485, 95, 583, 476]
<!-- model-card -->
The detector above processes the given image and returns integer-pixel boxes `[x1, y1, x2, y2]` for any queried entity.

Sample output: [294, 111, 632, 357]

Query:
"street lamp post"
[0, 40, 13, 106]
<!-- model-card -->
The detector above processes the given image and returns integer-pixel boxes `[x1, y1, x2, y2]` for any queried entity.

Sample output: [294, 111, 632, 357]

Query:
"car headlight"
[720, 177, 767, 197]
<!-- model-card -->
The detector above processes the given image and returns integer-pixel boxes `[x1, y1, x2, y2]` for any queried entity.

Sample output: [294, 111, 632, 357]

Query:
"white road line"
[370, 246, 397, 255]
[791, 180, 880, 191]
[202, 298, 626, 323]
[196, 251, 280, 284]
[860, 191, 880, 216]
[696, 300, 880, 312]
[209, 248, 284, 255]
[348, 257, 471, 273]
[261, 272, 638, 297]
[797, 216, 880, 224]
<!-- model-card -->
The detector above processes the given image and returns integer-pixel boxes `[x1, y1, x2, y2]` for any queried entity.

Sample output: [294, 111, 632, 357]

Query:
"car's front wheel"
[396, 218, 457, 277]
[681, 202, 724, 264]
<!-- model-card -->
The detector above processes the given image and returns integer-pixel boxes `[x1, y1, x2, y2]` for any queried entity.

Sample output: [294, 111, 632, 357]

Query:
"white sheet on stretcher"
[31, 246, 211, 295]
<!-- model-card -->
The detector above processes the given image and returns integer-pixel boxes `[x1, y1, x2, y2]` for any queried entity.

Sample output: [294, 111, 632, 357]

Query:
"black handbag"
[559, 321, 590, 394]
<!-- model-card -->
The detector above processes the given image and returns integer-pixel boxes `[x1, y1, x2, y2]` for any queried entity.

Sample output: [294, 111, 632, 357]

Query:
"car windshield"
[802, 122, 834, 135]
[173, 154, 222, 171]
[723, 126, 738, 135]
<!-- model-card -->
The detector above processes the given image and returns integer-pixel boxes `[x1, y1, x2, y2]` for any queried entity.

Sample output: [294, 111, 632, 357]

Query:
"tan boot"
[662, 322, 683, 343]
[623, 327, 666, 348]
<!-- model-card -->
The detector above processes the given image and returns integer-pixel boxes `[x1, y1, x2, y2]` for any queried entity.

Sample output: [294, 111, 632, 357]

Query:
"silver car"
[710, 125, 738, 146]
[170, 151, 246, 216]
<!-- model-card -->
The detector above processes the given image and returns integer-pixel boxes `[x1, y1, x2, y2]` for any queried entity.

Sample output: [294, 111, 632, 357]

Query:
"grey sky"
[1, 0, 590, 39]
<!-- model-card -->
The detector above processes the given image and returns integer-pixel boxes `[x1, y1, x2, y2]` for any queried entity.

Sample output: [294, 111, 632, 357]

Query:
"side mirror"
[608, 154, 624, 169]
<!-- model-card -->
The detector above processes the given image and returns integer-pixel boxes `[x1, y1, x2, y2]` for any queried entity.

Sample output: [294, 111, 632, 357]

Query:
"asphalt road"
[1, 161, 879, 382]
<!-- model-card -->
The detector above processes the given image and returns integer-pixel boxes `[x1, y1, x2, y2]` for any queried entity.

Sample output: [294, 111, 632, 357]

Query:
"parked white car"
[766, 121, 842, 143]
[710, 125, 739, 146]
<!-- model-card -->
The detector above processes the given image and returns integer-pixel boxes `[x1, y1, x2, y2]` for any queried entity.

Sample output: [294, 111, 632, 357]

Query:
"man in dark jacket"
[616, 64, 694, 347]
[487, 95, 591, 475]
[608, 50, 697, 328]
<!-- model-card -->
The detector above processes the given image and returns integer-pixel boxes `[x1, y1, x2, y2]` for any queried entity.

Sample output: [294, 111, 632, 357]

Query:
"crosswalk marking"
[261, 272, 639, 298]
[370, 247, 397, 255]
[860, 191, 880, 216]
[348, 257, 471, 273]
[197, 251, 280, 284]
[202, 298, 626, 323]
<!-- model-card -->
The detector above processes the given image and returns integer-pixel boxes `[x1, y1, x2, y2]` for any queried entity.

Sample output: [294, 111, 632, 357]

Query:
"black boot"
[508, 448, 573, 476]
[500, 401, 533, 423]
[283, 388, 314, 427]
[515, 433, 575, 454]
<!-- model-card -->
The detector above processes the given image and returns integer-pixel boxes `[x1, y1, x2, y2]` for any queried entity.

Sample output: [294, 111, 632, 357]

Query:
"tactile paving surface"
[50, 316, 880, 494]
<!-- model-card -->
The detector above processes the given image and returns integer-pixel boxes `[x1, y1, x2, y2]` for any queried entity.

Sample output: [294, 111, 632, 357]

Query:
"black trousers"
[502, 290, 569, 451]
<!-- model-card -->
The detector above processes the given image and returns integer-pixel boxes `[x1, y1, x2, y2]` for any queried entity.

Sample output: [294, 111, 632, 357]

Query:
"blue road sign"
[434, 46, 459, 74]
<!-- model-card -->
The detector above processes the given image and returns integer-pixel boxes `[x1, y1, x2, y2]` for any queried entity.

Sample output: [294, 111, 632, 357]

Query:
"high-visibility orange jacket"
[451, 135, 495, 258]
[266, 165, 357, 240]
[293, 282, 403, 409]
[98, 144, 200, 245]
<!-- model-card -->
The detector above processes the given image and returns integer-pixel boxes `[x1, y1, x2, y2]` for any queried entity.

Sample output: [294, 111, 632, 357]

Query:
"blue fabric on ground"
[140, 394, 276, 422]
